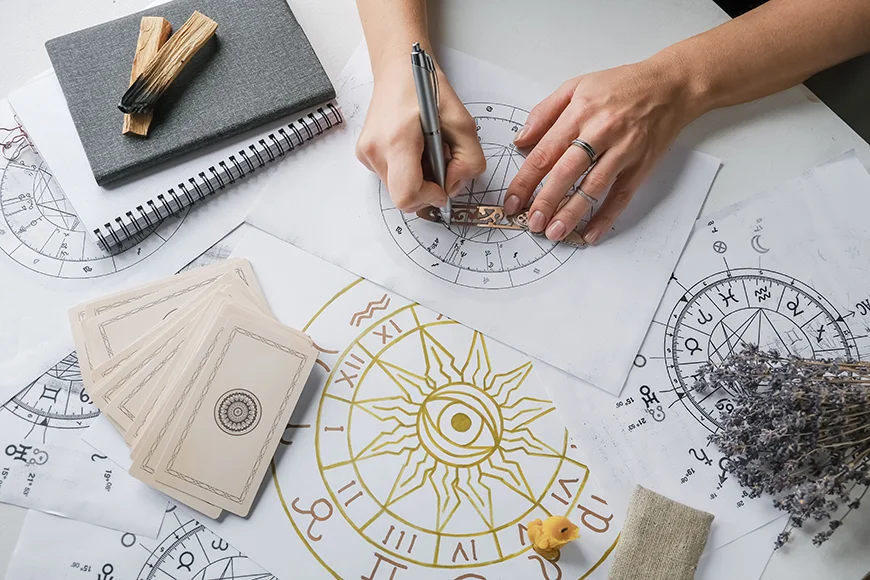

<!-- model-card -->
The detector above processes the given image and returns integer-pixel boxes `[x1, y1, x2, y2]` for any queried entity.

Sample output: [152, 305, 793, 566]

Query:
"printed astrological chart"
[665, 268, 857, 431]
[5, 507, 277, 580]
[380, 102, 581, 290]
[273, 278, 619, 579]
[1, 352, 100, 440]
[135, 512, 275, 580]
[590, 195, 870, 539]
[0, 125, 187, 279]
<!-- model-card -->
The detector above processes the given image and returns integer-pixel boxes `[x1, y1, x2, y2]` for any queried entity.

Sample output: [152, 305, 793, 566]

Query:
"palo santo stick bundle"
[119, 11, 218, 115]
[123, 17, 172, 136]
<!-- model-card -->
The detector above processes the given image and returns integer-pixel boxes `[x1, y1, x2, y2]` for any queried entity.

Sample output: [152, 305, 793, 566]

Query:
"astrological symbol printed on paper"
[662, 268, 858, 432]
[1, 352, 100, 438]
[0, 123, 187, 279]
[4, 443, 49, 465]
[379, 103, 583, 290]
[135, 514, 277, 580]
[274, 281, 618, 578]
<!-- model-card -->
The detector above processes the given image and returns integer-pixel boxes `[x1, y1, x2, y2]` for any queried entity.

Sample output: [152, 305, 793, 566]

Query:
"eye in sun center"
[451, 412, 472, 432]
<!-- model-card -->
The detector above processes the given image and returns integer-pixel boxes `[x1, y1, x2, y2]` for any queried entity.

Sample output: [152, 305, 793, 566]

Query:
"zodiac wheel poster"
[205, 230, 620, 580]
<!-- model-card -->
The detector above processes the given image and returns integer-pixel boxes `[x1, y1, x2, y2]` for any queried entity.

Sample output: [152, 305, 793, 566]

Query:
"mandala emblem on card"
[379, 102, 584, 290]
[0, 124, 187, 279]
[274, 281, 619, 577]
[215, 389, 261, 436]
[665, 268, 857, 432]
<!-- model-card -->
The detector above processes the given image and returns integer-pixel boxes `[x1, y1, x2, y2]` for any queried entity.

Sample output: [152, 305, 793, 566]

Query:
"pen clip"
[424, 52, 440, 110]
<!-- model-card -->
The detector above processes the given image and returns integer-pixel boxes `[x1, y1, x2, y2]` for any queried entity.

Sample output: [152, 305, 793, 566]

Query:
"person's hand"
[505, 54, 702, 244]
[355, 60, 486, 213]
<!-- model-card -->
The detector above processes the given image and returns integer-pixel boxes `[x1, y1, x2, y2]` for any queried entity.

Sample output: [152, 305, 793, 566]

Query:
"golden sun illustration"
[351, 329, 558, 533]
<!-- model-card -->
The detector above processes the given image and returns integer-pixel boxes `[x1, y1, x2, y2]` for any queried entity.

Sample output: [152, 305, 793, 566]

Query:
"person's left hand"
[504, 54, 703, 244]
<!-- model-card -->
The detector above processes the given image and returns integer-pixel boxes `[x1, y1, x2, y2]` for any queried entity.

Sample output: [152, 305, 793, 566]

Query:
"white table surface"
[2, 0, 869, 578]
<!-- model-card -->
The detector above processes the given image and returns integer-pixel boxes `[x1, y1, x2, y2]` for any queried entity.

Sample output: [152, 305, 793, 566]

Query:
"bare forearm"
[356, 0, 430, 79]
[660, 0, 870, 115]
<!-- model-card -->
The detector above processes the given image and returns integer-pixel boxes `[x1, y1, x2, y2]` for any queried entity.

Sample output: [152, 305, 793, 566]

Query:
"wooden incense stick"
[118, 11, 217, 114]
[123, 17, 172, 136]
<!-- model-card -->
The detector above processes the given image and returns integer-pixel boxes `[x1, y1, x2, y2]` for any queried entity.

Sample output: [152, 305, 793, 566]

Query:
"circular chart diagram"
[665, 268, 857, 431]
[137, 518, 276, 580]
[0, 143, 186, 279]
[273, 281, 617, 578]
[2, 352, 99, 431]
[380, 102, 580, 290]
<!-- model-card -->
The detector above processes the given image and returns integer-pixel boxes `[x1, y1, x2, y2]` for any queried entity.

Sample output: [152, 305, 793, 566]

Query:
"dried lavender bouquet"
[694, 344, 869, 548]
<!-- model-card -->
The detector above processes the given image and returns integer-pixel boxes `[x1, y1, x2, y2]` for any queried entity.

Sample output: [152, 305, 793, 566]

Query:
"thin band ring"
[571, 138, 597, 164]
[574, 187, 599, 205]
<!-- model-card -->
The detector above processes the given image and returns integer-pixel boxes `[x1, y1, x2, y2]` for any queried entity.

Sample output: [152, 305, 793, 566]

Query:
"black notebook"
[46, 0, 336, 187]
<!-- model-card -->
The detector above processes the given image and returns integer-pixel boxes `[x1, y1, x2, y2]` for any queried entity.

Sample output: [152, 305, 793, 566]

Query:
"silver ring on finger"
[574, 187, 599, 206]
[570, 138, 597, 164]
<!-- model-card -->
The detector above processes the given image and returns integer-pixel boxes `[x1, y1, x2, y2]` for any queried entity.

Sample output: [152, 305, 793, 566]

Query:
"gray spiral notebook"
[46, 0, 335, 187]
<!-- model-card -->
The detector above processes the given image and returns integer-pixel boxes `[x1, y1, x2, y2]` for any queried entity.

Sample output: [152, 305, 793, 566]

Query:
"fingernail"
[449, 179, 470, 197]
[529, 210, 546, 232]
[504, 195, 521, 215]
[514, 124, 528, 143]
[546, 220, 566, 241]
[583, 227, 600, 244]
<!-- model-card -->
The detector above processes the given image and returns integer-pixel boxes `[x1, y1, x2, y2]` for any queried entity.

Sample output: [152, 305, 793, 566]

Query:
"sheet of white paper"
[697, 517, 783, 580]
[176, 227, 620, 579]
[0, 99, 263, 401]
[0, 354, 166, 537]
[540, 154, 870, 552]
[800, 152, 870, 311]
[246, 43, 721, 396]
[82, 414, 134, 470]
[0, 440, 165, 538]
[5, 509, 277, 580]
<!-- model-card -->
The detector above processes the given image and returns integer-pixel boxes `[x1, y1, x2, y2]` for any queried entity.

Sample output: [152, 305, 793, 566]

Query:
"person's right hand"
[355, 59, 485, 214]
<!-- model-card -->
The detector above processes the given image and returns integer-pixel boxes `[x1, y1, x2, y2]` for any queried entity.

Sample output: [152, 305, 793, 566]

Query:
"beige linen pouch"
[608, 485, 714, 580]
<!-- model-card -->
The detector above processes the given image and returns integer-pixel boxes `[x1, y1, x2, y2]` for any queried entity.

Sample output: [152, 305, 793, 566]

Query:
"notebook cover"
[46, 0, 335, 186]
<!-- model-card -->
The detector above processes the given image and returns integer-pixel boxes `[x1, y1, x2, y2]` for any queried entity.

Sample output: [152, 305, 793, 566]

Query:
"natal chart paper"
[248, 44, 721, 396]
[0, 352, 166, 536]
[6, 508, 277, 580]
[0, 228, 247, 535]
[0, 98, 261, 401]
[191, 227, 621, 580]
[542, 155, 870, 551]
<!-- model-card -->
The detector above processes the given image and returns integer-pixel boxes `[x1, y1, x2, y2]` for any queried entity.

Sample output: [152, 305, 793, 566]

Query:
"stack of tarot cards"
[69, 258, 317, 518]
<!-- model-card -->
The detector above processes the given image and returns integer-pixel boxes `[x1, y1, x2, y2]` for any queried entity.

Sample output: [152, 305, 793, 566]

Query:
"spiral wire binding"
[96, 103, 343, 250]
